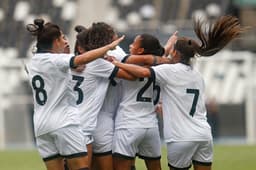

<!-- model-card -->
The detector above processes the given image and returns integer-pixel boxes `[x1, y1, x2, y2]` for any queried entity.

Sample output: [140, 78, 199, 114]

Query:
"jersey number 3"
[72, 75, 84, 105]
[32, 75, 47, 106]
[186, 88, 199, 117]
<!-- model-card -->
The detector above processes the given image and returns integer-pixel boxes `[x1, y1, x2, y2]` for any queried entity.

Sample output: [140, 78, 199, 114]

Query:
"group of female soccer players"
[26, 15, 244, 170]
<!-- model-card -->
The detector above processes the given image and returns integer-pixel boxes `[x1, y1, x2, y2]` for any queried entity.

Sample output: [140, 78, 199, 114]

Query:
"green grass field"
[0, 145, 256, 170]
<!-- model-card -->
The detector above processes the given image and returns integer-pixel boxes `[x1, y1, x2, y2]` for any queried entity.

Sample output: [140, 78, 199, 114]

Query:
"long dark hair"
[174, 15, 245, 65]
[139, 34, 165, 56]
[26, 18, 61, 53]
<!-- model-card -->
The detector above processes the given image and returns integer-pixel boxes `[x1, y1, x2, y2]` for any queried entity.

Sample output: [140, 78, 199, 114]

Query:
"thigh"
[45, 157, 64, 170]
[54, 125, 89, 169]
[192, 141, 213, 168]
[87, 143, 93, 170]
[113, 155, 134, 170]
[92, 154, 113, 170]
[166, 141, 198, 169]
[54, 125, 87, 157]
[194, 164, 212, 170]
[113, 129, 147, 170]
[92, 115, 114, 154]
[66, 155, 88, 170]
[144, 159, 161, 170]
[138, 127, 161, 159]
[113, 128, 145, 158]
[36, 133, 61, 161]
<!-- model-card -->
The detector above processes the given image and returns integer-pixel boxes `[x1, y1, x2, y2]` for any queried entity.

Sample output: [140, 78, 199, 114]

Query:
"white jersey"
[98, 46, 127, 118]
[106, 46, 127, 60]
[91, 47, 127, 153]
[72, 58, 115, 135]
[152, 63, 212, 142]
[115, 72, 158, 129]
[27, 53, 79, 137]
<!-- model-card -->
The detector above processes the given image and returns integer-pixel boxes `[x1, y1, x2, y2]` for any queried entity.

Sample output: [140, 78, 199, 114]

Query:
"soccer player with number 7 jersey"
[112, 16, 245, 170]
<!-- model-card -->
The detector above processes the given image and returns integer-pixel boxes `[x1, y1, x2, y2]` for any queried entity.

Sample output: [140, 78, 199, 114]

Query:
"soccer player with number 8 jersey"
[26, 18, 123, 170]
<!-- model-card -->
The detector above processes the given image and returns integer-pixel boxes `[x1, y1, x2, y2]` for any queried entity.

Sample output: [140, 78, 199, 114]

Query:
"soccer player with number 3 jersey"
[72, 23, 134, 170]
[26, 19, 123, 170]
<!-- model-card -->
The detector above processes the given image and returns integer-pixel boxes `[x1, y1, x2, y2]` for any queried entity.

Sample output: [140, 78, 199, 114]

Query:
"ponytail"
[194, 15, 244, 57]
[174, 15, 245, 65]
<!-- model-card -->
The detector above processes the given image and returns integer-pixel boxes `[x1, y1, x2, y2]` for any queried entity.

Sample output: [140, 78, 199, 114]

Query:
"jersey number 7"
[186, 88, 199, 117]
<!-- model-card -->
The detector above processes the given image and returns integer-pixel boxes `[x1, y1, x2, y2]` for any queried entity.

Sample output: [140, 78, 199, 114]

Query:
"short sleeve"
[51, 53, 75, 72]
[152, 64, 175, 86]
[87, 58, 115, 78]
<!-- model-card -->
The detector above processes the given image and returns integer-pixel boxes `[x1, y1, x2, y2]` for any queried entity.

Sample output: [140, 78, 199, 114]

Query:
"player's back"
[71, 58, 115, 134]
[27, 53, 79, 137]
[115, 76, 158, 129]
[153, 63, 212, 142]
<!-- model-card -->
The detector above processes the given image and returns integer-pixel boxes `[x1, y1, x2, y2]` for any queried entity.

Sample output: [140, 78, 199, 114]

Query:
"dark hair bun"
[75, 25, 87, 33]
[34, 18, 44, 31]
[26, 18, 44, 35]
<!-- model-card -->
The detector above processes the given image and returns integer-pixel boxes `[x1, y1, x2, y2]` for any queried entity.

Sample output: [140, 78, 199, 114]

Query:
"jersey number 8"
[31, 75, 47, 106]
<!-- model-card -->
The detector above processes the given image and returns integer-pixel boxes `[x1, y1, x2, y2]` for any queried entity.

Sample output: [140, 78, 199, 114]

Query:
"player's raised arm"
[73, 35, 125, 66]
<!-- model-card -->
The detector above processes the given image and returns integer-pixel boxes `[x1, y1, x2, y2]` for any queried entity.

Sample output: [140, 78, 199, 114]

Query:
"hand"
[108, 35, 125, 50]
[111, 58, 120, 66]
[155, 102, 163, 115]
[104, 55, 117, 62]
[164, 31, 178, 55]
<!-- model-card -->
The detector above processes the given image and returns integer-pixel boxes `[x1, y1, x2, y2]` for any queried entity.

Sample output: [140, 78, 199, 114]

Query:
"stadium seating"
[196, 50, 253, 104]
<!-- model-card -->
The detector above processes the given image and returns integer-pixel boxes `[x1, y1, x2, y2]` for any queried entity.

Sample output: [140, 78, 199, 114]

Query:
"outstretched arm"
[164, 31, 178, 57]
[116, 68, 137, 80]
[125, 55, 172, 66]
[113, 60, 151, 78]
[74, 35, 125, 66]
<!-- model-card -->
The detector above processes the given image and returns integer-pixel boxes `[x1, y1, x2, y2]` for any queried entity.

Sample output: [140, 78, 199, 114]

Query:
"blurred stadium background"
[0, 0, 256, 150]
